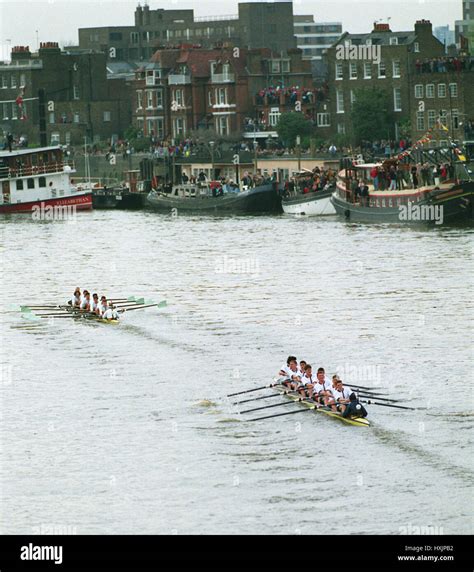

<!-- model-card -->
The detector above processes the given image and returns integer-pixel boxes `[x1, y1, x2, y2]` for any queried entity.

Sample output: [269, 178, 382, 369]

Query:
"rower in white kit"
[102, 303, 121, 321]
[329, 377, 355, 414]
[278, 356, 302, 389]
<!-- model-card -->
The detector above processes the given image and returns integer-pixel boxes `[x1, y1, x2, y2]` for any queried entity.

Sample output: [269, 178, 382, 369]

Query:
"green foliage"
[350, 88, 395, 144]
[276, 112, 313, 147]
[124, 126, 140, 141]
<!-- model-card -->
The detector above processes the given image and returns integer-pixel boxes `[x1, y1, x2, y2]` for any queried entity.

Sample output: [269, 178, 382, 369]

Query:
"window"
[156, 90, 163, 108]
[337, 123, 346, 134]
[414, 84, 423, 98]
[452, 109, 459, 129]
[73, 86, 79, 100]
[16, 179, 24, 190]
[336, 90, 344, 113]
[73, 112, 80, 123]
[216, 87, 227, 105]
[173, 117, 186, 136]
[378, 61, 386, 78]
[208, 91, 212, 107]
[137, 90, 142, 109]
[218, 115, 229, 136]
[156, 117, 164, 138]
[349, 63, 357, 79]
[390, 37, 398, 45]
[2, 103, 8, 119]
[103, 111, 111, 122]
[317, 113, 330, 127]
[416, 111, 425, 130]
[281, 60, 290, 73]
[146, 90, 154, 108]
[426, 84, 435, 98]
[49, 112, 55, 124]
[350, 90, 356, 105]
[11, 103, 17, 119]
[439, 109, 448, 124]
[174, 89, 184, 107]
[392, 60, 401, 78]
[335, 62, 343, 80]
[11, 75, 17, 88]
[38, 177, 46, 187]
[438, 83, 446, 98]
[393, 88, 402, 111]
[20, 73, 26, 87]
[364, 62, 372, 79]
[414, 42, 420, 52]
[27, 178, 35, 189]
[268, 107, 281, 127]
[449, 83, 458, 98]
[271, 61, 280, 73]
[130, 32, 139, 44]
[427, 110, 436, 128]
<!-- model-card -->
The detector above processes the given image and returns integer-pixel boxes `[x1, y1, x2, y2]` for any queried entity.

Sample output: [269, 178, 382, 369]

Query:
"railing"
[0, 161, 74, 179]
[211, 72, 235, 83]
[194, 14, 238, 22]
[0, 59, 43, 70]
[168, 73, 191, 85]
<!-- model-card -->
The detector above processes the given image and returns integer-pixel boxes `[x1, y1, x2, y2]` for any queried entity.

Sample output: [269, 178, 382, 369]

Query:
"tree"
[350, 88, 395, 145]
[276, 112, 313, 147]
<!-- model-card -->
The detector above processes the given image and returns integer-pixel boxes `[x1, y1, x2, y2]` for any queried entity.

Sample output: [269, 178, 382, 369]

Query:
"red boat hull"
[0, 193, 92, 214]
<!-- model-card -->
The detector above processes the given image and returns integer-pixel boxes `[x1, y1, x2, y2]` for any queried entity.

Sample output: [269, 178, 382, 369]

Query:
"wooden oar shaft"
[246, 408, 316, 422]
[227, 381, 284, 398]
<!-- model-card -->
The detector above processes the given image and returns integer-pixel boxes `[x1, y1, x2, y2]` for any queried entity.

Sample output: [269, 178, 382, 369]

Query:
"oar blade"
[157, 300, 167, 309]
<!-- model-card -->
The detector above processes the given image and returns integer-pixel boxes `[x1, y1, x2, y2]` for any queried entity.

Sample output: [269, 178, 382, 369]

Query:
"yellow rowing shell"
[274, 385, 371, 427]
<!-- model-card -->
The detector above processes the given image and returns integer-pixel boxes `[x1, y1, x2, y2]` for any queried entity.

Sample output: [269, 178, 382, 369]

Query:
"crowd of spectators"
[255, 85, 327, 106]
[284, 166, 337, 197]
[415, 56, 473, 73]
[365, 161, 455, 191]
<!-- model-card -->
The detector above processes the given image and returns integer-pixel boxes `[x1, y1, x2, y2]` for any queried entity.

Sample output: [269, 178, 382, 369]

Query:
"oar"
[227, 378, 287, 398]
[235, 393, 284, 405]
[356, 393, 400, 403]
[120, 301, 167, 312]
[360, 399, 417, 411]
[246, 407, 317, 422]
[239, 399, 307, 415]
[347, 383, 383, 391]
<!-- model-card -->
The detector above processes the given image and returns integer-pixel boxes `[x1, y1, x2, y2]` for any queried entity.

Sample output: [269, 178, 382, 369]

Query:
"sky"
[0, 0, 464, 59]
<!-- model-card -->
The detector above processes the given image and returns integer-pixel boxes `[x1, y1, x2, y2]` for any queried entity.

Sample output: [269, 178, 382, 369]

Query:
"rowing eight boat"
[274, 384, 371, 427]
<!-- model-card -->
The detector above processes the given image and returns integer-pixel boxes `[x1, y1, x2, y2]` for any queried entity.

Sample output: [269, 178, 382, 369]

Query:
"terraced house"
[323, 20, 456, 143]
[132, 46, 318, 141]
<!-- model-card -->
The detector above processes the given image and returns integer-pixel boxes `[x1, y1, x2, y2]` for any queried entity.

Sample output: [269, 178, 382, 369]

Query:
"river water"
[1, 210, 472, 535]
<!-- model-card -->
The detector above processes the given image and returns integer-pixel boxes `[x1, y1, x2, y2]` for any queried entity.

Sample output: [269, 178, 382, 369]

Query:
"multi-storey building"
[455, 0, 473, 52]
[79, 2, 296, 63]
[434, 26, 456, 52]
[132, 46, 319, 141]
[0, 43, 132, 145]
[293, 15, 342, 61]
[323, 21, 447, 141]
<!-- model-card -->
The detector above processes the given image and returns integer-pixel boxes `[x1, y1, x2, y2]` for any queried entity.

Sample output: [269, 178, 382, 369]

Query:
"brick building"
[323, 21, 447, 141]
[78, 2, 296, 63]
[0, 43, 132, 145]
[133, 46, 320, 141]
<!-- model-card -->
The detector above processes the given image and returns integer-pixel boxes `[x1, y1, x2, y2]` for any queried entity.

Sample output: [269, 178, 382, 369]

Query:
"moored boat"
[331, 158, 473, 225]
[147, 180, 283, 214]
[0, 145, 92, 214]
[282, 188, 336, 216]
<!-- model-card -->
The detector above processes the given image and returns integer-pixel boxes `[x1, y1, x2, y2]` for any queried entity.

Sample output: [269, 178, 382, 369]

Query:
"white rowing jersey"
[331, 386, 354, 401]
[70, 294, 81, 306]
[102, 308, 120, 320]
[279, 365, 300, 380]
[90, 300, 98, 312]
[313, 379, 331, 394]
[80, 299, 90, 310]
[301, 373, 316, 386]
